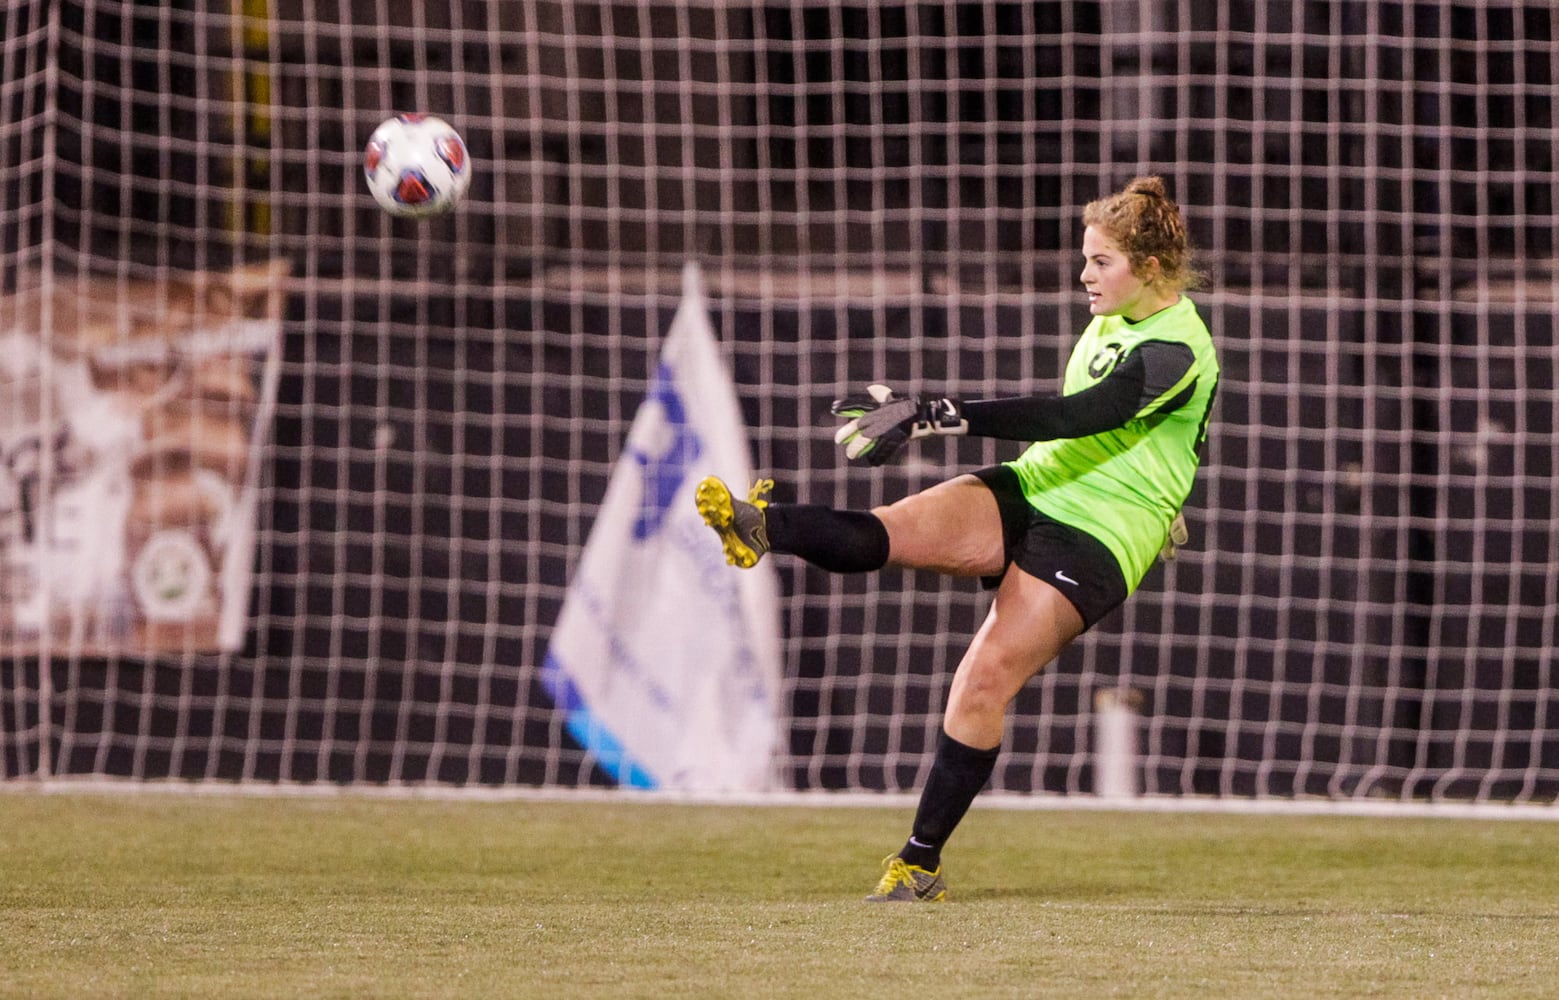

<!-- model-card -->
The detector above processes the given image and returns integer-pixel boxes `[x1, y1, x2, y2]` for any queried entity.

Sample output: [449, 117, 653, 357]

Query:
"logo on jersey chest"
[1087, 342, 1126, 379]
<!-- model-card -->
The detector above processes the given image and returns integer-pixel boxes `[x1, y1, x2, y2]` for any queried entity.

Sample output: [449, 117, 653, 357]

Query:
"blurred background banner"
[541, 263, 783, 792]
[0, 263, 285, 656]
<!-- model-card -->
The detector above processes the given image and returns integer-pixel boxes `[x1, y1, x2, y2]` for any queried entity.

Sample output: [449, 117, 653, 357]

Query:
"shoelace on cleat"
[747, 478, 774, 508]
[873, 856, 917, 895]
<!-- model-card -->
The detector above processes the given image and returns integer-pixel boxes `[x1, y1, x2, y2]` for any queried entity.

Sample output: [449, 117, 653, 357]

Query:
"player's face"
[1080, 226, 1158, 321]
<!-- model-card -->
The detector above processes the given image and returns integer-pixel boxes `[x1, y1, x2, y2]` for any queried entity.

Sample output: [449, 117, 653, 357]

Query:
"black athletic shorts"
[971, 464, 1130, 631]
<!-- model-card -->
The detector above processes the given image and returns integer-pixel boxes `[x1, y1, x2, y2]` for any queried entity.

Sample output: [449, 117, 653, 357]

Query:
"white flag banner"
[542, 263, 783, 792]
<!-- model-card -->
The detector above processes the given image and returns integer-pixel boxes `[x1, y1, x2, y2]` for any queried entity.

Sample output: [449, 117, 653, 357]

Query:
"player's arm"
[832, 341, 1196, 465]
[961, 340, 1197, 441]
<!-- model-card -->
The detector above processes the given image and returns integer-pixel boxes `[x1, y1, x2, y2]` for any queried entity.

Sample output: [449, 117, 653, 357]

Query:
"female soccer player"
[696, 176, 1219, 902]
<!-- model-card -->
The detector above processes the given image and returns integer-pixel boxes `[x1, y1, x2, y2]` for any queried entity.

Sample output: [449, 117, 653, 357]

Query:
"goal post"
[1, 1, 1556, 807]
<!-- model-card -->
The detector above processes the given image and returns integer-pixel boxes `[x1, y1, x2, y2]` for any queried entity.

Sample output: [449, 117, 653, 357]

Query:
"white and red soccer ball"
[363, 114, 471, 218]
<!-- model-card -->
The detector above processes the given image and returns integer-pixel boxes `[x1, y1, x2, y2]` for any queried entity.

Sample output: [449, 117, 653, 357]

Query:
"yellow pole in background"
[230, 0, 272, 237]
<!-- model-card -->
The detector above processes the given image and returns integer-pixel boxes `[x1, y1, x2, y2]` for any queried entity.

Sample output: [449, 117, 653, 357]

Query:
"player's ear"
[1141, 254, 1164, 284]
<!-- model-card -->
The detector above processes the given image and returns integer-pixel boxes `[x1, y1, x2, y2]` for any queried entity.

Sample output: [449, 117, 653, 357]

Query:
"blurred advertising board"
[0, 261, 287, 655]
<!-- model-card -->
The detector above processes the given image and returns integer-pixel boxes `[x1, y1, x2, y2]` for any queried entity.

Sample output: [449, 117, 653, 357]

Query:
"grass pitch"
[2, 789, 1556, 999]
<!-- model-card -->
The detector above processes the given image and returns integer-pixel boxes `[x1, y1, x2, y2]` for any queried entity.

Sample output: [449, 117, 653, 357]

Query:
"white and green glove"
[1160, 512, 1189, 562]
[830, 384, 968, 466]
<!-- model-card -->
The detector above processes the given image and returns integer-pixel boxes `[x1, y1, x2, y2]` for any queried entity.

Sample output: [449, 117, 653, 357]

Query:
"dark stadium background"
[3, 1, 1554, 800]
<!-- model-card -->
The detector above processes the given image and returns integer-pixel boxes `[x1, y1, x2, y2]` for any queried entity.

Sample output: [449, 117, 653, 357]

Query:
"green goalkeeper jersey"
[1006, 295, 1219, 590]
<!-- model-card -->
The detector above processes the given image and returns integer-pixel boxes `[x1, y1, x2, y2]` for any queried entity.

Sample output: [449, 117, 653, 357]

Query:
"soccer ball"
[363, 114, 472, 218]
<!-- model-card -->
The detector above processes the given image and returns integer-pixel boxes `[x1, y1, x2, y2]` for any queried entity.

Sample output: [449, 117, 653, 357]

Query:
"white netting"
[1, 1, 1556, 802]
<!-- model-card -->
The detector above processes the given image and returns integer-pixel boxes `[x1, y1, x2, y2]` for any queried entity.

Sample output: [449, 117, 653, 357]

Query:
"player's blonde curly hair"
[1083, 176, 1203, 292]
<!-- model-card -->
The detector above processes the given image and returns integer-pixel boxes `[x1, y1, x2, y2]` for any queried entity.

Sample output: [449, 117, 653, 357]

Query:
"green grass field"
[2, 789, 1556, 999]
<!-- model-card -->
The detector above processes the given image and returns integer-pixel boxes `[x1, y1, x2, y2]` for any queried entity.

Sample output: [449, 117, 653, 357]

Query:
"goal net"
[2, 1, 1556, 803]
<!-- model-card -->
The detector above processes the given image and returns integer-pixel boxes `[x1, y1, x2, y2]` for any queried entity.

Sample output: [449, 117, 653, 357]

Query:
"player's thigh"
[873, 473, 1005, 575]
[969, 568, 1085, 686]
[945, 567, 1086, 725]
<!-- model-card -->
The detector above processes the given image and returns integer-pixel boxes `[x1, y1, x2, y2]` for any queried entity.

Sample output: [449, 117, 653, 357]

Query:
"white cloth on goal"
[541, 262, 784, 793]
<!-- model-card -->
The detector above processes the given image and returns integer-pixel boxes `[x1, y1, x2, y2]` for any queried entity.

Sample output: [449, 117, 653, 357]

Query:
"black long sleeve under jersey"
[959, 340, 1198, 442]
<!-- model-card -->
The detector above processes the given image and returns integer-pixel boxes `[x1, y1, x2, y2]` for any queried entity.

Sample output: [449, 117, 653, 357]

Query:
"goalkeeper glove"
[830, 383, 968, 466]
[1159, 511, 1189, 562]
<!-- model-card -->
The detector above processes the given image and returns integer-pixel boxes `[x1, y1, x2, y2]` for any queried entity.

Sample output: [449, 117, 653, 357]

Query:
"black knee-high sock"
[765, 504, 889, 573]
[898, 732, 1000, 870]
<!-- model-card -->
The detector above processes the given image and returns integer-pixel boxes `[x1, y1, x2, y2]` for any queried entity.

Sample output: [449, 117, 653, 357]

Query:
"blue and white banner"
[541, 263, 783, 792]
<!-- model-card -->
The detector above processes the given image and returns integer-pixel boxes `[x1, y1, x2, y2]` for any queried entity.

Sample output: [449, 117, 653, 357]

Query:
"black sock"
[765, 504, 889, 573]
[898, 732, 1000, 871]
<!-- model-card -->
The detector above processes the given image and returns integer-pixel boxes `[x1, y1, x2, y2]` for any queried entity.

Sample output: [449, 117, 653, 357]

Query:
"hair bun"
[1126, 175, 1168, 199]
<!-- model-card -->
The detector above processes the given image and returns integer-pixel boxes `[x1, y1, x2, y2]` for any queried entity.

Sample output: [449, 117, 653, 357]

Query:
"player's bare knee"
[952, 661, 1027, 716]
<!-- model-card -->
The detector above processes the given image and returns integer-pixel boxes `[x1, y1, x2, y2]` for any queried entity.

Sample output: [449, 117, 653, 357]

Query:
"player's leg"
[941, 569, 1085, 749]
[868, 568, 1084, 902]
[872, 474, 1007, 575]
[696, 472, 1005, 575]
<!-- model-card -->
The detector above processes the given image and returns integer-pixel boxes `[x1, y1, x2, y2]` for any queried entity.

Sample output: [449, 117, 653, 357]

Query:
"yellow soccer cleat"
[864, 855, 948, 903]
[694, 476, 773, 569]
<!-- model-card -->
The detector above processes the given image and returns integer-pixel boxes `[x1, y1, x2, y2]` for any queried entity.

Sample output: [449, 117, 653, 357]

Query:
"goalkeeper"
[696, 176, 1219, 902]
